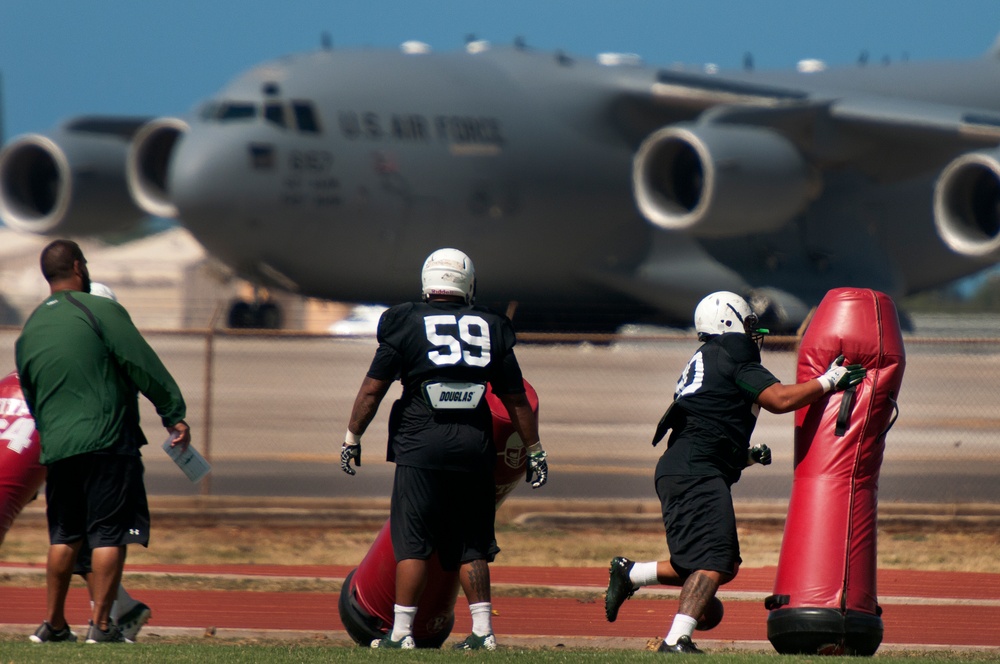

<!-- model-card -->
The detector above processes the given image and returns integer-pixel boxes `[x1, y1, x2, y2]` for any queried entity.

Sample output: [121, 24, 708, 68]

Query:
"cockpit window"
[199, 99, 321, 134]
[292, 101, 321, 133]
[264, 102, 286, 128]
[217, 103, 257, 121]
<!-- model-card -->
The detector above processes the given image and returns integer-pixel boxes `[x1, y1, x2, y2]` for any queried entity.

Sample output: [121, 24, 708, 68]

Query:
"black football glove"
[526, 450, 548, 489]
[747, 444, 772, 467]
[340, 442, 361, 476]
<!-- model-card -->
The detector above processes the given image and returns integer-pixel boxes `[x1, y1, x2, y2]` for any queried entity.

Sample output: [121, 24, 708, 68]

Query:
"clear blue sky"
[2, 0, 1000, 141]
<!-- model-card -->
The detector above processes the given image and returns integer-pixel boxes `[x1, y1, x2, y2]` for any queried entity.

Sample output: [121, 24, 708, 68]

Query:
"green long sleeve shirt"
[15, 289, 186, 464]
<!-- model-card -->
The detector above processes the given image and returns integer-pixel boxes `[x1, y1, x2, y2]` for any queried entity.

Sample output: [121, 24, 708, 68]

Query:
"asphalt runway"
[2, 329, 999, 505]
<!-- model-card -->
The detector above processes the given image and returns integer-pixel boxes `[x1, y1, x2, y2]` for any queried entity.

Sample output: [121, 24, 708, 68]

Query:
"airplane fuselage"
[168, 48, 664, 326]
[166, 47, 1000, 328]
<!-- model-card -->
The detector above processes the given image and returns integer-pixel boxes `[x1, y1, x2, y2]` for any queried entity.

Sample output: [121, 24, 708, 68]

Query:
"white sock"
[469, 601, 493, 637]
[389, 605, 417, 641]
[630, 561, 659, 588]
[665, 613, 698, 646]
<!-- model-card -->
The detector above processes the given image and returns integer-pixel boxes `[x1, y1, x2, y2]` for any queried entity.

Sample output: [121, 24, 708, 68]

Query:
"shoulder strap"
[64, 292, 105, 342]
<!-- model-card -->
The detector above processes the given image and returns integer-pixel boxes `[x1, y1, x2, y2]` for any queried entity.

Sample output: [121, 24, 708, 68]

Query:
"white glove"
[341, 430, 362, 476]
[817, 355, 866, 393]
[525, 441, 548, 489]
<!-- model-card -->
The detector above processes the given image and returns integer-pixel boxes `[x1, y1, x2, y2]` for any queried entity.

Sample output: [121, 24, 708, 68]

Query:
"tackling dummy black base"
[767, 606, 883, 656]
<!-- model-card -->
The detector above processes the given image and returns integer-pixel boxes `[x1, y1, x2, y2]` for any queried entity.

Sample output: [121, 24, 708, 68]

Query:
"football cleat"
[371, 634, 415, 649]
[605, 556, 637, 622]
[657, 635, 704, 654]
[453, 632, 497, 650]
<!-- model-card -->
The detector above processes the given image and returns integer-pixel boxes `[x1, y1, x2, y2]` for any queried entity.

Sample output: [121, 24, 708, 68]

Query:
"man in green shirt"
[15, 240, 190, 644]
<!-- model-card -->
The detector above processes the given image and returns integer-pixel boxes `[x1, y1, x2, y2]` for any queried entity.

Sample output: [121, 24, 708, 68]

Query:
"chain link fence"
[2, 316, 999, 507]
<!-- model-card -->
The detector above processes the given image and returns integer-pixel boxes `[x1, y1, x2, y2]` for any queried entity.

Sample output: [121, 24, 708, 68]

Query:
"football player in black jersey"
[341, 248, 546, 651]
[604, 291, 865, 654]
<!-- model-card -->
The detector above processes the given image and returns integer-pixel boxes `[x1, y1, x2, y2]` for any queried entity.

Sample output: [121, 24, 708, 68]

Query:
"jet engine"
[933, 148, 1000, 259]
[127, 117, 189, 219]
[632, 124, 813, 237]
[0, 120, 148, 235]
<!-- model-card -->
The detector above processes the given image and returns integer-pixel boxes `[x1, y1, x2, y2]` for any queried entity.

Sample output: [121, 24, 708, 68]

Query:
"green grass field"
[0, 637, 997, 663]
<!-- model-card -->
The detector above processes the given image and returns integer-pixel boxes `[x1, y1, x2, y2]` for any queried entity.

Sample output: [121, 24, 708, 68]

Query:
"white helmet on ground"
[89, 282, 118, 301]
[694, 290, 764, 344]
[421, 248, 475, 304]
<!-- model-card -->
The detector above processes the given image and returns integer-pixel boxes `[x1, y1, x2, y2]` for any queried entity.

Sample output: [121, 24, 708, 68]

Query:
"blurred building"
[0, 227, 348, 332]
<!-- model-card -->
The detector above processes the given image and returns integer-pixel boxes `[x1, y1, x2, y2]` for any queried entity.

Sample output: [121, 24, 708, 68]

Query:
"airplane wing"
[647, 69, 1000, 142]
[621, 67, 1000, 177]
[618, 65, 1000, 262]
[829, 97, 1000, 145]
[648, 69, 810, 109]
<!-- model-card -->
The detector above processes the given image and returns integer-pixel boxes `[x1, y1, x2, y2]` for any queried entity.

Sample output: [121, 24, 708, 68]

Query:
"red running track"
[1, 564, 998, 649]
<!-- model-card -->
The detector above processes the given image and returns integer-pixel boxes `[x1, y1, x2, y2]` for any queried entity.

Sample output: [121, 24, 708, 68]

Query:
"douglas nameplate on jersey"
[423, 382, 486, 410]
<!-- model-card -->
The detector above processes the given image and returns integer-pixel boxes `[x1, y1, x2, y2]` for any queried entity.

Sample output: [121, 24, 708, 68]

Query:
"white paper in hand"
[162, 436, 212, 483]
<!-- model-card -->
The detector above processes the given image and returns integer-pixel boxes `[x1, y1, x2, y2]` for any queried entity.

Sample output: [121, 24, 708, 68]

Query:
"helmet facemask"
[742, 311, 767, 350]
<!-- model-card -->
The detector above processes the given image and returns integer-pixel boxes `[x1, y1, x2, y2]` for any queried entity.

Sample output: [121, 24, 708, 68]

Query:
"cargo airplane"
[4, 36, 1000, 331]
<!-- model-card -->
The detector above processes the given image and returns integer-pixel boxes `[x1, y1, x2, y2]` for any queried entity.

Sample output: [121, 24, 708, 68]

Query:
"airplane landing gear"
[227, 300, 282, 329]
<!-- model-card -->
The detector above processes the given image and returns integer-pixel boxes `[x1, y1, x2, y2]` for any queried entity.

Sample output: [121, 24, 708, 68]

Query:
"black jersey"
[366, 300, 525, 472]
[656, 333, 779, 484]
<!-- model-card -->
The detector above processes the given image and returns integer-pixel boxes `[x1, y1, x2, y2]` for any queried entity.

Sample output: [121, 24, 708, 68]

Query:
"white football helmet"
[420, 248, 475, 304]
[89, 282, 118, 302]
[694, 290, 764, 344]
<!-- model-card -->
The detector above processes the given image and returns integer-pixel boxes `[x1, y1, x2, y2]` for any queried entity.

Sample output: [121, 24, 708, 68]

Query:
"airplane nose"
[169, 132, 227, 212]
[158, 123, 304, 278]
[166, 126, 270, 223]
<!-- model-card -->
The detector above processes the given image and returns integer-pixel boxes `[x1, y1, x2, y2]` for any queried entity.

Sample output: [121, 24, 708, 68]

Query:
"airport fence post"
[199, 307, 222, 496]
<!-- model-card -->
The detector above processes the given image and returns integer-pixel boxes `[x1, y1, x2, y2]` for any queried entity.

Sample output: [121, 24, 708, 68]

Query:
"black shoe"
[85, 621, 126, 644]
[452, 632, 497, 650]
[605, 556, 636, 622]
[657, 635, 704, 654]
[29, 621, 77, 643]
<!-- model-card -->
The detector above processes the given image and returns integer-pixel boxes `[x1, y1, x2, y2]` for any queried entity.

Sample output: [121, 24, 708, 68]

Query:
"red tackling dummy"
[0, 371, 46, 547]
[766, 288, 905, 656]
[339, 380, 538, 648]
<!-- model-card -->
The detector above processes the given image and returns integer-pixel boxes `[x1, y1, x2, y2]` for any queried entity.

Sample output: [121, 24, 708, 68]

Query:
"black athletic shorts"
[655, 474, 741, 576]
[45, 452, 150, 550]
[73, 541, 93, 576]
[389, 464, 499, 571]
